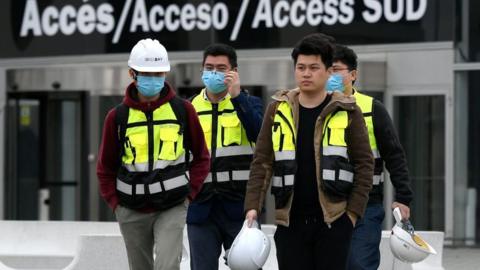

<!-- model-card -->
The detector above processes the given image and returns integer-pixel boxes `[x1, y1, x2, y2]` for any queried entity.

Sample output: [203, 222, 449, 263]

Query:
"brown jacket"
[244, 88, 374, 226]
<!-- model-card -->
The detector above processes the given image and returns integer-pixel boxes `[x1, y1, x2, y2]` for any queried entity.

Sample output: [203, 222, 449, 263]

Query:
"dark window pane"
[456, 0, 480, 62]
[394, 95, 445, 231]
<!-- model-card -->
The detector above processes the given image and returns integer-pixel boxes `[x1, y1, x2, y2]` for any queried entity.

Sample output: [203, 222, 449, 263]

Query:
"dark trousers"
[187, 202, 243, 270]
[274, 213, 354, 270]
[347, 203, 385, 270]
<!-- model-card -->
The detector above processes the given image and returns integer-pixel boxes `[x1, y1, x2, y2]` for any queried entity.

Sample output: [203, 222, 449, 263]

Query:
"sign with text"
[1, 0, 454, 58]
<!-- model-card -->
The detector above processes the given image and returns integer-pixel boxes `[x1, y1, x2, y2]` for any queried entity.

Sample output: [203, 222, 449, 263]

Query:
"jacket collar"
[272, 88, 357, 112]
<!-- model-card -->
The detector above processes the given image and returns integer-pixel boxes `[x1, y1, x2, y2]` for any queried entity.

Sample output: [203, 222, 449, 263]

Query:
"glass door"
[6, 92, 87, 220]
[393, 95, 446, 231]
[5, 99, 41, 219]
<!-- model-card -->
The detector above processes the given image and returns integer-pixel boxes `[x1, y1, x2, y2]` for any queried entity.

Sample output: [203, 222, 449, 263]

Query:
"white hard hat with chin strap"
[389, 207, 437, 263]
[128, 38, 170, 72]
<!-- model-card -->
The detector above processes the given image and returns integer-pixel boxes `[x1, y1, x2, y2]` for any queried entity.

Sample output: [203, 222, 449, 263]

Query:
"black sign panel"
[0, 0, 454, 58]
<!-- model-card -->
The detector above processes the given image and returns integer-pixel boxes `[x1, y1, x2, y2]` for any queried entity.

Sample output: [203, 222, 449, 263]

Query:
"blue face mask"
[136, 75, 165, 97]
[202, 70, 227, 94]
[326, 74, 345, 93]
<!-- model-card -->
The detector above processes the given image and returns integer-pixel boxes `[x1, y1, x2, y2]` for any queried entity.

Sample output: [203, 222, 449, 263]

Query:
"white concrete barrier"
[63, 235, 128, 270]
[0, 221, 444, 270]
[0, 221, 121, 269]
[0, 260, 13, 270]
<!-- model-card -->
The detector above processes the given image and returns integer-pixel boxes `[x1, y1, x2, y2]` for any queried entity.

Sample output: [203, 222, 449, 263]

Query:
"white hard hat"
[389, 207, 437, 263]
[227, 220, 271, 270]
[128, 38, 170, 72]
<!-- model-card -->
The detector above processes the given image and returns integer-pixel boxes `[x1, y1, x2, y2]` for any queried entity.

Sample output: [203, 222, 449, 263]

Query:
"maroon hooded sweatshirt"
[97, 82, 210, 211]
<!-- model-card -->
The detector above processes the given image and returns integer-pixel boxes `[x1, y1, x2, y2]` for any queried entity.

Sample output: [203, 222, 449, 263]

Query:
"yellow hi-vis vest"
[191, 89, 254, 201]
[271, 101, 355, 208]
[116, 97, 190, 210]
[353, 91, 383, 185]
[271, 102, 297, 209]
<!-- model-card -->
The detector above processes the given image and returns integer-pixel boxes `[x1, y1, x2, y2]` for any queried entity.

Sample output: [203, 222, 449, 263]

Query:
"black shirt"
[290, 94, 331, 218]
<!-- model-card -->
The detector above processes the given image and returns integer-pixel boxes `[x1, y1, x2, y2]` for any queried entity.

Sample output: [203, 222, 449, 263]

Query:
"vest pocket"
[116, 169, 148, 209]
[129, 133, 147, 163]
[321, 156, 354, 198]
[199, 118, 212, 149]
[329, 128, 347, 146]
[326, 111, 348, 146]
[159, 124, 182, 160]
[271, 185, 293, 209]
[220, 115, 241, 146]
[270, 172, 295, 209]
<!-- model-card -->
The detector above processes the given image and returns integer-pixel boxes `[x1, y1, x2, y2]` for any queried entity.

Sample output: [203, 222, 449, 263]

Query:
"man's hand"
[392, 202, 410, 220]
[224, 71, 241, 98]
[245, 209, 258, 228]
[347, 211, 357, 227]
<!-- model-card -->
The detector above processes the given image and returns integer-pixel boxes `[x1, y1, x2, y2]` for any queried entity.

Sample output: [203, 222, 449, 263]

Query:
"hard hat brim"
[128, 64, 170, 72]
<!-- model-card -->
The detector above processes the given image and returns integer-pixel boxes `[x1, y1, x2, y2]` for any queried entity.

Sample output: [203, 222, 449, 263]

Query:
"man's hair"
[291, 33, 336, 67]
[202, 43, 238, 68]
[333, 44, 358, 70]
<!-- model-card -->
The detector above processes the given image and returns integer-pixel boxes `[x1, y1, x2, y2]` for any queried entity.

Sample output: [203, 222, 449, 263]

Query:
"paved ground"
[443, 247, 480, 270]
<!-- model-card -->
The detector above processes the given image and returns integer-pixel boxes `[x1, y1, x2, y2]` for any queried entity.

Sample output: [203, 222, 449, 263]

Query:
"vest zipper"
[211, 103, 219, 185]
[146, 111, 154, 172]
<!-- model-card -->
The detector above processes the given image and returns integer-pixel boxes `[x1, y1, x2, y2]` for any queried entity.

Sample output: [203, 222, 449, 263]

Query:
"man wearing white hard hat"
[97, 38, 210, 270]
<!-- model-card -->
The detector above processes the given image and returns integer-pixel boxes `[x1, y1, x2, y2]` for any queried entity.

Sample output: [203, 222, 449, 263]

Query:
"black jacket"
[371, 99, 413, 205]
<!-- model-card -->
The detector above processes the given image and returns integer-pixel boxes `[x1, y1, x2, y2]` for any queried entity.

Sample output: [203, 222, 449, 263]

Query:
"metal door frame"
[5, 91, 89, 220]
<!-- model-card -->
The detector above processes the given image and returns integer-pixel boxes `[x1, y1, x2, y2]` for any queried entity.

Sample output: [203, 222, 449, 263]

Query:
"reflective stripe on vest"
[118, 103, 188, 196]
[271, 102, 296, 189]
[274, 150, 295, 161]
[321, 110, 355, 185]
[322, 169, 354, 183]
[354, 91, 384, 185]
[116, 173, 189, 195]
[124, 154, 187, 172]
[272, 175, 295, 187]
[191, 89, 253, 199]
[203, 170, 251, 183]
[215, 145, 254, 158]
[323, 146, 348, 159]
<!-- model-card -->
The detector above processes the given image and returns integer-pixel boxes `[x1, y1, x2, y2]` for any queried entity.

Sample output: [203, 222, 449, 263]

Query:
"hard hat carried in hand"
[390, 207, 437, 263]
[226, 220, 271, 270]
[128, 39, 170, 72]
